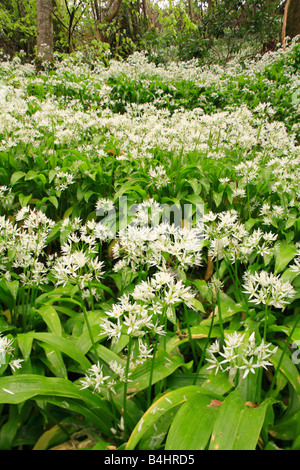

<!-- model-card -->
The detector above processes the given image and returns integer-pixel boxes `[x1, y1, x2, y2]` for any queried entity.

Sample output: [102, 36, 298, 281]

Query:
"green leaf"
[165, 393, 219, 450]
[114, 349, 184, 397]
[37, 305, 63, 336]
[274, 243, 297, 274]
[4, 280, 19, 300]
[0, 405, 21, 450]
[18, 193, 32, 207]
[32, 333, 91, 370]
[39, 343, 68, 378]
[10, 171, 25, 185]
[209, 390, 272, 450]
[17, 332, 34, 361]
[0, 375, 114, 436]
[126, 386, 211, 450]
[269, 345, 300, 395]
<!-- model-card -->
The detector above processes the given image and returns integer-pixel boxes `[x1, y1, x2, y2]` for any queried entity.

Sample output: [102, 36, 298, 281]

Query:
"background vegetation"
[0, 0, 286, 65]
[0, 0, 300, 453]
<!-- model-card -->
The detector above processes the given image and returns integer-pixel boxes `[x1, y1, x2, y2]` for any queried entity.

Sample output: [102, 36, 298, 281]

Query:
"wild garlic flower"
[51, 249, 105, 288]
[0, 185, 13, 209]
[0, 334, 14, 361]
[95, 198, 115, 213]
[242, 270, 296, 309]
[290, 249, 300, 275]
[100, 272, 194, 348]
[79, 362, 110, 394]
[204, 210, 278, 264]
[54, 170, 76, 192]
[113, 220, 203, 272]
[206, 331, 277, 381]
[9, 358, 24, 372]
[148, 164, 170, 188]
[0, 334, 24, 373]
[100, 294, 159, 344]
[132, 271, 197, 321]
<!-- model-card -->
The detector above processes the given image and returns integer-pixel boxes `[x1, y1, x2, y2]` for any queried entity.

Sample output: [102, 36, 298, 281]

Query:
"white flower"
[9, 358, 24, 372]
[80, 362, 110, 393]
[242, 270, 296, 309]
[206, 331, 278, 381]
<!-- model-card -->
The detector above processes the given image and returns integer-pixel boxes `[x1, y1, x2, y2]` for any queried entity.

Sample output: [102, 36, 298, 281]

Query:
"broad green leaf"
[75, 324, 107, 355]
[39, 343, 68, 379]
[126, 386, 211, 450]
[37, 305, 62, 336]
[0, 405, 21, 450]
[0, 375, 114, 436]
[32, 333, 91, 370]
[209, 390, 272, 450]
[165, 393, 220, 450]
[140, 406, 181, 450]
[114, 349, 184, 397]
[17, 332, 34, 361]
[33, 423, 74, 450]
[201, 294, 244, 326]
[269, 345, 300, 395]
[269, 409, 300, 441]
[10, 171, 25, 185]
[96, 343, 125, 368]
[114, 178, 147, 200]
[274, 243, 297, 274]
[4, 280, 19, 300]
[18, 193, 32, 207]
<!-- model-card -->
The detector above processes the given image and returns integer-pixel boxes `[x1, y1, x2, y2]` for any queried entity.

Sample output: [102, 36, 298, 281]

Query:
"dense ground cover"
[0, 39, 300, 450]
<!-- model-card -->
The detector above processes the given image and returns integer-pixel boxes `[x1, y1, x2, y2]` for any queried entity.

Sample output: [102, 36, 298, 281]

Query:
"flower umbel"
[206, 331, 277, 382]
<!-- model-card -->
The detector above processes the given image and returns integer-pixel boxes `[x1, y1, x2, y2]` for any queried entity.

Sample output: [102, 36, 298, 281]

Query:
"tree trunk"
[188, 0, 193, 20]
[36, 0, 53, 62]
[142, 0, 150, 25]
[283, 0, 300, 42]
[105, 0, 123, 22]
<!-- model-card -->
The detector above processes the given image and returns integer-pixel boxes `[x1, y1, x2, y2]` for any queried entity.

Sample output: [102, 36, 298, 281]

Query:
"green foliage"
[0, 0, 36, 57]
[0, 39, 299, 451]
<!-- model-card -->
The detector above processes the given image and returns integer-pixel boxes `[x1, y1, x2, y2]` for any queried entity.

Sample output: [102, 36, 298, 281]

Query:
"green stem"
[256, 303, 269, 403]
[216, 256, 224, 344]
[184, 303, 198, 367]
[193, 300, 215, 385]
[147, 336, 158, 409]
[263, 302, 269, 342]
[266, 315, 300, 399]
[123, 336, 132, 441]
[80, 294, 100, 363]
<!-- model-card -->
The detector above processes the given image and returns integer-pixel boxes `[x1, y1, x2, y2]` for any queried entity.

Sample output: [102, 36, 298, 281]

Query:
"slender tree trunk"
[142, 0, 149, 25]
[105, 0, 123, 22]
[188, 0, 193, 20]
[286, 0, 300, 40]
[282, 0, 290, 48]
[36, 0, 53, 61]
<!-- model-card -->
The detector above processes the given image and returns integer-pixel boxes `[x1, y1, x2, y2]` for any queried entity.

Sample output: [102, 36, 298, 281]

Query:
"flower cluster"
[203, 210, 278, 264]
[206, 331, 277, 382]
[242, 270, 296, 309]
[0, 334, 24, 372]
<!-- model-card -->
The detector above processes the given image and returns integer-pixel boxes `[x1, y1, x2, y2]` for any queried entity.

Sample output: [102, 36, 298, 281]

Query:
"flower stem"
[123, 336, 132, 441]
[147, 336, 158, 409]
[216, 256, 224, 344]
[184, 303, 198, 367]
[193, 301, 215, 385]
[256, 303, 269, 403]
[80, 292, 100, 363]
[266, 315, 300, 399]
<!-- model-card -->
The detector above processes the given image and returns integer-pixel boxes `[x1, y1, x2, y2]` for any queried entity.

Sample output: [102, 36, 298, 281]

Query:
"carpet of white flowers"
[0, 40, 299, 450]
